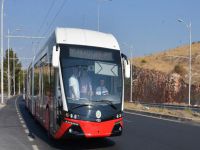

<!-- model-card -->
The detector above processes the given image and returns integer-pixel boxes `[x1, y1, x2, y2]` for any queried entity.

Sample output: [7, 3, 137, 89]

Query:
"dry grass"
[124, 102, 200, 123]
[133, 42, 200, 83]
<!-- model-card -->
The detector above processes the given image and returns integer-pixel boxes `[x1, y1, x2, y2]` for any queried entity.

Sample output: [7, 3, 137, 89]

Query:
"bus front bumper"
[54, 118, 123, 139]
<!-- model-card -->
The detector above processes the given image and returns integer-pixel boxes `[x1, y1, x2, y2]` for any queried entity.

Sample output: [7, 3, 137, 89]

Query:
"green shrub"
[141, 59, 147, 63]
[192, 41, 196, 45]
[172, 64, 187, 76]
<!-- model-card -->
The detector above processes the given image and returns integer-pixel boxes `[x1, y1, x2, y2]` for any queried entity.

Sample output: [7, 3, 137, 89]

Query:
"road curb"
[0, 104, 6, 109]
[0, 96, 20, 108]
[124, 109, 200, 126]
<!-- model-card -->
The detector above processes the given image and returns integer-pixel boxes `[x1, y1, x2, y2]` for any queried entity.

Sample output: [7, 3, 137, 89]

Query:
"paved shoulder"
[0, 97, 33, 150]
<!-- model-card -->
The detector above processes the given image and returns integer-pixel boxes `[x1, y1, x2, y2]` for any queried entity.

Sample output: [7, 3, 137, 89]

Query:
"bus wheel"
[45, 108, 54, 140]
[45, 108, 50, 131]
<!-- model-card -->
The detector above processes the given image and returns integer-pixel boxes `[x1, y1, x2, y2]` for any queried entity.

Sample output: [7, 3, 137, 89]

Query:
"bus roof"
[55, 28, 120, 50]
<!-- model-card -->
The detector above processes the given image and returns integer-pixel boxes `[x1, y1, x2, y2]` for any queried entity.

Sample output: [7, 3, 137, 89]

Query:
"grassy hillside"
[133, 42, 200, 84]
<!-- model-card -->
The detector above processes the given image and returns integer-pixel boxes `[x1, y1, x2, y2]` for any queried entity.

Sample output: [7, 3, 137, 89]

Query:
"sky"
[3, 0, 200, 67]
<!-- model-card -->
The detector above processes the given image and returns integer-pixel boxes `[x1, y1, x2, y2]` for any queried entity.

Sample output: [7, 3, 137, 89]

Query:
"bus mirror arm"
[121, 53, 131, 78]
[121, 53, 128, 63]
[52, 45, 60, 68]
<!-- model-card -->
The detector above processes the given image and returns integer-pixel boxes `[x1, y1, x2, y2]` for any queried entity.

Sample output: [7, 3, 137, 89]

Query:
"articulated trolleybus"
[25, 28, 130, 139]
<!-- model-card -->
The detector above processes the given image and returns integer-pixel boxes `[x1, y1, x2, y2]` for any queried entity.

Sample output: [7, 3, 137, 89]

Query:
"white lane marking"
[124, 111, 182, 124]
[22, 124, 27, 128]
[32, 145, 39, 150]
[15, 96, 19, 111]
[15, 97, 39, 148]
[15, 96, 22, 118]
[28, 136, 34, 142]
[25, 129, 29, 134]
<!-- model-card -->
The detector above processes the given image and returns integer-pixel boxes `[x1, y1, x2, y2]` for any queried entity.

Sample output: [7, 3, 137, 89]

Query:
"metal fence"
[136, 101, 200, 113]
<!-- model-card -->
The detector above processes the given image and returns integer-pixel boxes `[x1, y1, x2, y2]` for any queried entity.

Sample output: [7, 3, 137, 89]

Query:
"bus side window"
[55, 70, 62, 125]
[55, 70, 62, 104]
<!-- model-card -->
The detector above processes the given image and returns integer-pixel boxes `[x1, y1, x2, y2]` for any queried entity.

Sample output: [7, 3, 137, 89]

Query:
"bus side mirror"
[121, 53, 131, 78]
[124, 60, 131, 78]
[52, 46, 60, 68]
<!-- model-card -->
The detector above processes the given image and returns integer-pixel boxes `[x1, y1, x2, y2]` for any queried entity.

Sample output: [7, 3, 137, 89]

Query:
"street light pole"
[189, 21, 192, 106]
[9, 58, 32, 96]
[97, 0, 112, 31]
[18, 75, 20, 94]
[13, 53, 15, 95]
[121, 42, 133, 102]
[6, 35, 43, 96]
[97, 1, 100, 31]
[178, 19, 192, 106]
[130, 46, 133, 102]
[7, 29, 10, 98]
[23, 69, 24, 97]
[7, 28, 21, 98]
[1, 0, 5, 103]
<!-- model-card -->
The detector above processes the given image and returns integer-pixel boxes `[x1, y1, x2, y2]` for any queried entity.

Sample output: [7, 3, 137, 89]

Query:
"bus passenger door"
[53, 69, 62, 131]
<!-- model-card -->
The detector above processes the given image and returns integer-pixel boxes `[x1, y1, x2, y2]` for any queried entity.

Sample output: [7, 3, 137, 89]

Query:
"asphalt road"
[0, 96, 200, 150]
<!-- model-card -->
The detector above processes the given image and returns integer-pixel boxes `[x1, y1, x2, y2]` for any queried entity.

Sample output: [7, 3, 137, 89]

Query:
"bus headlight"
[70, 114, 73, 119]
[116, 113, 122, 119]
[74, 114, 78, 119]
[65, 112, 79, 120]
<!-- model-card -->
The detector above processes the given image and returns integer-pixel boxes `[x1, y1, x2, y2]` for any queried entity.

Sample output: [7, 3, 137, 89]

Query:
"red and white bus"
[25, 28, 130, 139]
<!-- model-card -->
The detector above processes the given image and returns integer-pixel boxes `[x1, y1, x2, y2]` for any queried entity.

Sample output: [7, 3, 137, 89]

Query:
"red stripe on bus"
[54, 122, 72, 139]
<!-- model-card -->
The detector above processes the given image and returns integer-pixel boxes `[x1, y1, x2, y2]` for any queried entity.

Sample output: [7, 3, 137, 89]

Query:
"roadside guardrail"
[134, 101, 200, 113]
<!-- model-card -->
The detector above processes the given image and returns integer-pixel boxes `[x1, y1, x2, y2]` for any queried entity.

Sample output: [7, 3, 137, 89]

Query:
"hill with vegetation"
[133, 41, 200, 84]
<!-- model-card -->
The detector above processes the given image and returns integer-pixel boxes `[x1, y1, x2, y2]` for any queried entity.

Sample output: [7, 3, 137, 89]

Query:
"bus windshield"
[60, 45, 122, 110]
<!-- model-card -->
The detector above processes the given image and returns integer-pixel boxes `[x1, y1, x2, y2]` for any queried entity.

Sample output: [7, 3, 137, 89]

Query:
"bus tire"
[46, 108, 53, 139]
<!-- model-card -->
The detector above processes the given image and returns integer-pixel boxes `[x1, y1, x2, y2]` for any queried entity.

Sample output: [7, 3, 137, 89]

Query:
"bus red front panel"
[54, 118, 123, 139]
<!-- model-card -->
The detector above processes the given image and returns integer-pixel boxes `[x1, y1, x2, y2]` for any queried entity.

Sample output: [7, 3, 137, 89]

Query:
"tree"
[0, 48, 22, 95]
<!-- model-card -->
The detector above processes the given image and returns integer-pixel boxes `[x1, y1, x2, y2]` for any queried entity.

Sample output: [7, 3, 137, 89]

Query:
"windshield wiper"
[71, 103, 93, 111]
[93, 100, 117, 110]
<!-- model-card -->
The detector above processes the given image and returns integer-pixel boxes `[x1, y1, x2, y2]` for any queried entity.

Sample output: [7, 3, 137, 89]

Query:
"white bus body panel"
[32, 28, 122, 113]
[55, 28, 120, 50]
